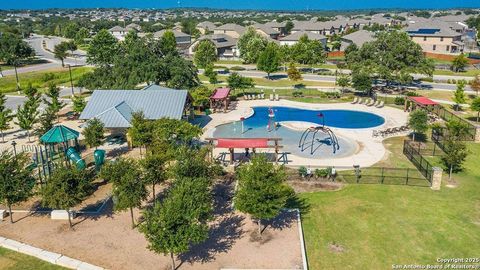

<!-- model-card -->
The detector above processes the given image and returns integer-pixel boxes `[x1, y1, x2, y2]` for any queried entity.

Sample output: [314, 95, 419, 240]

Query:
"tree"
[408, 109, 428, 141]
[128, 111, 153, 152]
[169, 147, 215, 179]
[139, 177, 213, 270]
[100, 158, 147, 228]
[291, 35, 326, 71]
[451, 53, 468, 72]
[0, 32, 34, 92]
[234, 155, 293, 237]
[87, 29, 118, 67]
[284, 21, 294, 34]
[336, 74, 351, 92]
[278, 44, 292, 71]
[351, 70, 372, 95]
[346, 31, 434, 87]
[82, 118, 105, 149]
[15, 84, 40, 142]
[453, 80, 466, 111]
[141, 153, 167, 202]
[41, 166, 92, 228]
[158, 30, 178, 56]
[162, 55, 199, 89]
[204, 64, 218, 85]
[227, 72, 255, 94]
[35, 107, 56, 138]
[0, 151, 35, 223]
[257, 42, 280, 80]
[54, 41, 76, 67]
[190, 85, 213, 110]
[442, 139, 469, 180]
[287, 62, 302, 81]
[44, 83, 65, 121]
[470, 75, 480, 96]
[74, 27, 90, 45]
[237, 27, 268, 64]
[0, 93, 13, 142]
[194, 40, 217, 68]
[72, 95, 87, 115]
[471, 97, 480, 122]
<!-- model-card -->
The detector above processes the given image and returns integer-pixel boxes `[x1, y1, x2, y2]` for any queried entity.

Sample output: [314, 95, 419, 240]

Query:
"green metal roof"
[40, 125, 80, 144]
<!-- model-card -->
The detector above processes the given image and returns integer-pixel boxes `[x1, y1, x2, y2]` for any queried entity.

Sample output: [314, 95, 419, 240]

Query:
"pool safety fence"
[402, 140, 435, 184]
[287, 165, 431, 187]
[429, 106, 477, 141]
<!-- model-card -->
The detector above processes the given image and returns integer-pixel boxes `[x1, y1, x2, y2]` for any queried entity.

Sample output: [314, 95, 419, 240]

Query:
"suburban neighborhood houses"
[0, 5, 480, 270]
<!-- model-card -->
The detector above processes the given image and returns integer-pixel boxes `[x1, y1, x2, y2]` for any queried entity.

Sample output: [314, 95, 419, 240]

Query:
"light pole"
[11, 141, 17, 157]
[67, 64, 74, 97]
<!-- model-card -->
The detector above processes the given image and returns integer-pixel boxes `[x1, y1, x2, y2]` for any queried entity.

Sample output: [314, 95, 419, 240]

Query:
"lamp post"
[11, 141, 17, 157]
[67, 64, 74, 97]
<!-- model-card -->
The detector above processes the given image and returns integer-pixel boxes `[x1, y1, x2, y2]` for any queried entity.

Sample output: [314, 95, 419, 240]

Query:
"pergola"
[206, 137, 282, 164]
[210, 87, 231, 113]
[404, 96, 438, 112]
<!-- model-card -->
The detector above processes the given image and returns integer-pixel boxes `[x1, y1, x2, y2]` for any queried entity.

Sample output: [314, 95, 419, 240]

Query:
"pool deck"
[201, 99, 408, 168]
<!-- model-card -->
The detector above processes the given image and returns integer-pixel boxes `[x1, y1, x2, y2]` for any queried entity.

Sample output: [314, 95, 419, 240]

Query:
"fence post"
[431, 167, 443, 190]
[406, 168, 409, 185]
[381, 167, 384, 184]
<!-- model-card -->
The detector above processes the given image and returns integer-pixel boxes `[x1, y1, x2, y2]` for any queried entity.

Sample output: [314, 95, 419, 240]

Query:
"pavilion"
[404, 96, 438, 112]
[206, 137, 282, 164]
[210, 87, 231, 113]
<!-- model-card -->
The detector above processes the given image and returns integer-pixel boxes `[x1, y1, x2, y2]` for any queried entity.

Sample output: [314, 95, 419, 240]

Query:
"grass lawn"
[199, 74, 334, 88]
[300, 137, 480, 269]
[0, 67, 93, 94]
[433, 69, 480, 77]
[0, 247, 67, 270]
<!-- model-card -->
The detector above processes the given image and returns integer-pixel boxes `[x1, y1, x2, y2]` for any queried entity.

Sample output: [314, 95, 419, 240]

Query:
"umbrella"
[40, 125, 80, 144]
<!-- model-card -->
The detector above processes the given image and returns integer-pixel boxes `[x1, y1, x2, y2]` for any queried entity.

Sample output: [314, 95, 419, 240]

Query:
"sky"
[1, 0, 479, 11]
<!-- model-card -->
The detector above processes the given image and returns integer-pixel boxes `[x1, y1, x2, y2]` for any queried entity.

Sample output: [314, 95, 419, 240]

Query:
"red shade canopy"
[216, 138, 269, 148]
[211, 87, 231, 100]
[409, 96, 438, 106]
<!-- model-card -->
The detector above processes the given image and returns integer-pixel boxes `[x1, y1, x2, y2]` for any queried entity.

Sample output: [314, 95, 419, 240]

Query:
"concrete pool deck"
[201, 99, 409, 168]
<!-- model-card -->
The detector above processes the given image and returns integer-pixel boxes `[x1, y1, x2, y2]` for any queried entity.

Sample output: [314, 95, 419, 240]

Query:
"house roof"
[214, 24, 246, 35]
[406, 20, 461, 37]
[108, 26, 126, 32]
[154, 29, 191, 38]
[280, 31, 327, 42]
[194, 34, 237, 49]
[197, 21, 216, 30]
[252, 23, 280, 35]
[341, 30, 376, 47]
[79, 88, 189, 128]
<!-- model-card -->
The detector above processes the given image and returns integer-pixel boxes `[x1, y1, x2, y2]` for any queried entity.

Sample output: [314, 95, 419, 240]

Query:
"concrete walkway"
[0, 235, 104, 270]
[202, 99, 408, 167]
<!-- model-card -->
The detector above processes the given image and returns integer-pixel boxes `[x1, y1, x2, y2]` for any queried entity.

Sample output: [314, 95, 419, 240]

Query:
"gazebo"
[210, 87, 231, 113]
[206, 137, 282, 164]
[40, 125, 80, 146]
[404, 96, 438, 112]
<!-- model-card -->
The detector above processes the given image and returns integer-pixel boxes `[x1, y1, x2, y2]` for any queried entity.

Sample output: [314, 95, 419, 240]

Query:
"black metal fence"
[429, 106, 477, 141]
[402, 140, 435, 183]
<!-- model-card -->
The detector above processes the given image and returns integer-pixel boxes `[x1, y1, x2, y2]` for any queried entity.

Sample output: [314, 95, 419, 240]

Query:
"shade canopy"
[40, 125, 80, 144]
[211, 87, 231, 100]
[216, 138, 269, 148]
[408, 96, 438, 106]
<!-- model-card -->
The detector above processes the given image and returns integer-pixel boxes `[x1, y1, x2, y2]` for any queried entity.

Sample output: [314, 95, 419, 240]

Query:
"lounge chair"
[363, 98, 371, 105]
[357, 98, 364, 105]
[269, 94, 274, 101]
[261, 93, 265, 99]
[367, 99, 375, 106]
[376, 101, 384, 108]
[275, 94, 280, 101]
[351, 97, 358, 104]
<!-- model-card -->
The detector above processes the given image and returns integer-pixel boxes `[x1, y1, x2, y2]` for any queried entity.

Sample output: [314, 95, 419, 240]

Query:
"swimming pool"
[212, 106, 385, 159]
[241, 107, 385, 129]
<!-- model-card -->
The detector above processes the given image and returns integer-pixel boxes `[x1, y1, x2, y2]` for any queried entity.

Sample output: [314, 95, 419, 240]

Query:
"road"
[5, 87, 81, 112]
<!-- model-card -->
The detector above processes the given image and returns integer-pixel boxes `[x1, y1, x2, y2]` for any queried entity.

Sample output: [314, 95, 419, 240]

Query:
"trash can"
[94, 149, 106, 170]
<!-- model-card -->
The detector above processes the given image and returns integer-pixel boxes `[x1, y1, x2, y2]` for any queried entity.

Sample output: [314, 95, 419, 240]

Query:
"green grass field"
[199, 74, 334, 88]
[433, 69, 480, 77]
[0, 247, 67, 270]
[0, 67, 93, 94]
[300, 137, 480, 269]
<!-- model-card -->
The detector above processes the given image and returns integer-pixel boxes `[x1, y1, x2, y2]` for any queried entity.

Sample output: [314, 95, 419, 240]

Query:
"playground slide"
[66, 147, 86, 170]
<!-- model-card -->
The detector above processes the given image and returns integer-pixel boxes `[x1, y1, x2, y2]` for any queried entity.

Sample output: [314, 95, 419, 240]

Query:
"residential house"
[340, 30, 376, 50]
[252, 23, 280, 40]
[213, 24, 246, 39]
[406, 22, 464, 54]
[279, 31, 327, 47]
[108, 26, 128, 40]
[196, 21, 217, 34]
[188, 34, 239, 60]
[154, 29, 192, 49]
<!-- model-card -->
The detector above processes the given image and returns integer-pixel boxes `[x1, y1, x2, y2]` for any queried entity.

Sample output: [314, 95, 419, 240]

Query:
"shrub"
[394, 96, 405, 105]
[420, 77, 433, 82]
[405, 91, 419, 97]
[325, 92, 340, 98]
[230, 66, 246, 71]
[317, 70, 334, 76]
[292, 91, 303, 97]
[298, 166, 307, 177]
[41, 72, 56, 82]
[314, 168, 329, 178]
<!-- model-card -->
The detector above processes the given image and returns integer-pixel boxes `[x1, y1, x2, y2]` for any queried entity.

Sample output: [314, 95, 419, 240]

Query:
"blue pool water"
[212, 107, 385, 159]
[239, 107, 385, 129]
